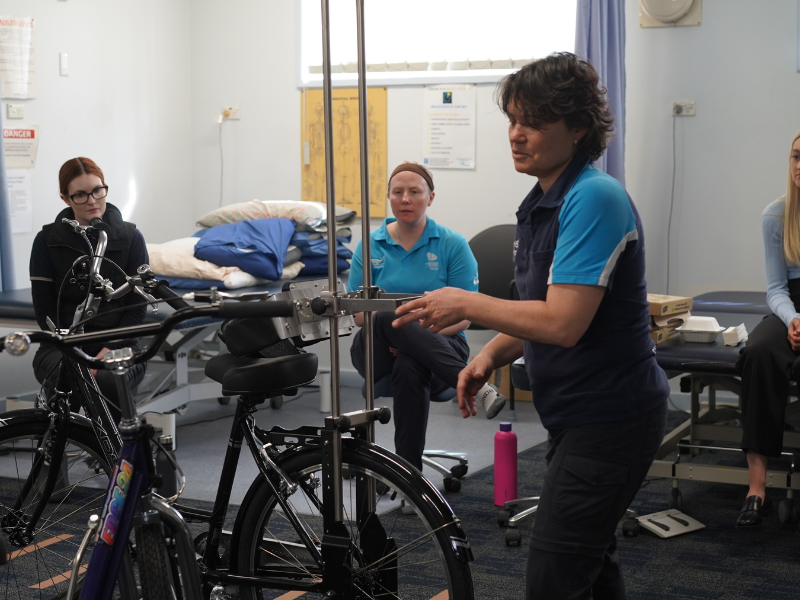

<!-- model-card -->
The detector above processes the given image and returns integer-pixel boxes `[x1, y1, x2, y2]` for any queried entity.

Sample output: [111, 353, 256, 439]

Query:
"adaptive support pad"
[205, 352, 318, 396]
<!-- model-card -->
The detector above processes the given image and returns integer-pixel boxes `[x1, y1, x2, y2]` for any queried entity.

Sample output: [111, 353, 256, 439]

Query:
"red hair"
[58, 157, 105, 196]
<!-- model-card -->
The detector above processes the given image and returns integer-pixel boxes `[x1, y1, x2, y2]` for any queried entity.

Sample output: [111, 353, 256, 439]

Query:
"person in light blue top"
[348, 162, 504, 475]
[735, 129, 800, 528]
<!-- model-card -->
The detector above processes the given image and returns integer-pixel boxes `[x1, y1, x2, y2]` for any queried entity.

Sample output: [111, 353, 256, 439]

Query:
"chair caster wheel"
[497, 508, 513, 527]
[450, 464, 468, 479]
[443, 477, 461, 492]
[505, 527, 522, 546]
[779, 499, 797, 523]
[217, 396, 231, 405]
[621, 518, 640, 537]
[270, 396, 283, 410]
[669, 488, 682, 510]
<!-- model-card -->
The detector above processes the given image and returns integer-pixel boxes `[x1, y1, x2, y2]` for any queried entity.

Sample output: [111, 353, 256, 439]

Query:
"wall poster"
[301, 87, 387, 218]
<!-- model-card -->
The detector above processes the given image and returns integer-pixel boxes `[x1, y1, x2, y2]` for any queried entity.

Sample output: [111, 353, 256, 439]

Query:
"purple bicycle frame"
[78, 430, 151, 600]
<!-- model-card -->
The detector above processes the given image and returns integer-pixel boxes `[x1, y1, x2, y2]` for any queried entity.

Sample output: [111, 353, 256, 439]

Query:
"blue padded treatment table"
[509, 290, 800, 503]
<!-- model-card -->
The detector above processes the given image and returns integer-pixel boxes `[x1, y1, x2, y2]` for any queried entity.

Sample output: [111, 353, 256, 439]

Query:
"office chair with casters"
[468, 224, 518, 419]
[361, 375, 468, 492]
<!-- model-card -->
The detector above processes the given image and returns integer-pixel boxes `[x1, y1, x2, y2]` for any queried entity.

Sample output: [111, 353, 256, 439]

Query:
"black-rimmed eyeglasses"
[69, 186, 108, 205]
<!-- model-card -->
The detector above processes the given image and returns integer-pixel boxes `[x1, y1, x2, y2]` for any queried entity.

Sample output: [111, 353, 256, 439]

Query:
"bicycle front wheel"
[135, 524, 177, 600]
[233, 439, 474, 600]
[0, 410, 127, 600]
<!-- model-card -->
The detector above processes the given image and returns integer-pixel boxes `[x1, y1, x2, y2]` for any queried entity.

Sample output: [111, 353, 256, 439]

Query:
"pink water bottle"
[494, 422, 517, 506]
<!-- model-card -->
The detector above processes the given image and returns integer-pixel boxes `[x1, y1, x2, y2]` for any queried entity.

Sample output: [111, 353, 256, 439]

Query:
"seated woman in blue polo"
[348, 162, 505, 473]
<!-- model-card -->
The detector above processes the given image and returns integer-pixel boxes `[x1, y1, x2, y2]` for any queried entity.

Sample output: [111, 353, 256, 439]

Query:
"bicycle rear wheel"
[0, 410, 128, 600]
[232, 439, 474, 600]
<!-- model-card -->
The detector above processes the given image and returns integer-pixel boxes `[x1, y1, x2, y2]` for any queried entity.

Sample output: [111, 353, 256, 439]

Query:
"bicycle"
[0, 229, 475, 599]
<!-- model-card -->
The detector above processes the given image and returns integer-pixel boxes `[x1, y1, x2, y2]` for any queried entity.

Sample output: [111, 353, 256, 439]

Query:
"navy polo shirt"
[515, 153, 669, 430]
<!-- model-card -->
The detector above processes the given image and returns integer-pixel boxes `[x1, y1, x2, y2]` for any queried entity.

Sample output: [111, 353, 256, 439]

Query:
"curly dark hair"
[496, 52, 614, 161]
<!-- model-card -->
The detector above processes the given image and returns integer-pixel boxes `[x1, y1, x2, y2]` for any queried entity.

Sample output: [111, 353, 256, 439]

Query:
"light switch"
[7, 104, 24, 119]
[59, 52, 69, 76]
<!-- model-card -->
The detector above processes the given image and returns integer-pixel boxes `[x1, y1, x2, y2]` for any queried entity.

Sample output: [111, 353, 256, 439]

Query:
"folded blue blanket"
[299, 255, 351, 276]
[195, 218, 296, 280]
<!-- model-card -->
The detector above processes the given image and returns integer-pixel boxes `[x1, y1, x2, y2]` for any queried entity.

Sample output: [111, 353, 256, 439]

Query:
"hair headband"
[388, 162, 434, 192]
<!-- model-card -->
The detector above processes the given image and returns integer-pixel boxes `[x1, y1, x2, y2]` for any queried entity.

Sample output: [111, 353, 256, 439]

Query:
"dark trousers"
[350, 312, 469, 470]
[33, 344, 146, 424]
[526, 403, 667, 600]
[736, 313, 799, 457]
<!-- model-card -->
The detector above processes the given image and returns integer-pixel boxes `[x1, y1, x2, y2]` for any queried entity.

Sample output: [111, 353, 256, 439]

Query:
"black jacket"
[29, 203, 149, 350]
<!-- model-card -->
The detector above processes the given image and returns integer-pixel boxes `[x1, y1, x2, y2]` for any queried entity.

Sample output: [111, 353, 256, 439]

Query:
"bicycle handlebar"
[0, 298, 294, 370]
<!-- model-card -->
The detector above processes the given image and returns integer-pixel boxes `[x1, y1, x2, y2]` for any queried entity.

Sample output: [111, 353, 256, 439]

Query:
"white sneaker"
[476, 383, 506, 419]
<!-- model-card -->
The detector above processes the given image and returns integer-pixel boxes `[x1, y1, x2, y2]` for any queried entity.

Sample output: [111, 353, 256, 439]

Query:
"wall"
[2, 0, 194, 290]
[625, 0, 800, 297]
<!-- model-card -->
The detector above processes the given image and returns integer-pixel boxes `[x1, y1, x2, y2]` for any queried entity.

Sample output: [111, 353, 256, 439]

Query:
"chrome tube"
[320, 0, 340, 420]
[355, 0, 375, 432]
[320, 0, 343, 522]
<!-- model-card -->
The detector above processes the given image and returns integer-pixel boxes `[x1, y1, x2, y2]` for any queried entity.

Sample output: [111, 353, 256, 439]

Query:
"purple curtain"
[575, 0, 626, 186]
[0, 108, 15, 291]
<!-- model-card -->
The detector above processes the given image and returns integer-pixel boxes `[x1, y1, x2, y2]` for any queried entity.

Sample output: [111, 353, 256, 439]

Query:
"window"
[298, 0, 577, 87]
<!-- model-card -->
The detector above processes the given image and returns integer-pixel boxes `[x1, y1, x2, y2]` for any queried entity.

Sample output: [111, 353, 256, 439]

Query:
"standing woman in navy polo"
[348, 162, 504, 474]
[394, 53, 669, 599]
[734, 130, 800, 528]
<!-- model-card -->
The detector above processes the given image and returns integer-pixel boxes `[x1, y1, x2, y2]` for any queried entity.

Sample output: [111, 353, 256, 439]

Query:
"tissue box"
[648, 294, 693, 316]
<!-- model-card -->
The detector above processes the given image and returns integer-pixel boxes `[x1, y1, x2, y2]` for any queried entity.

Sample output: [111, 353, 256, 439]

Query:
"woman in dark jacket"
[29, 157, 149, 420]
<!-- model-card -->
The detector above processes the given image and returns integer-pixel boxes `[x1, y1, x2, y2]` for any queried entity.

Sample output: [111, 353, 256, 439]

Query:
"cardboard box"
[495, 364, 532, 402]
[647, 294, 693, 316]
[650, 326, 681, 344]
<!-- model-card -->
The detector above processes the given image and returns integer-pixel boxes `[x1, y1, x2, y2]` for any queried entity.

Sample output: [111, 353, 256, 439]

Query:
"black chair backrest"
[468, 224, 518, 330]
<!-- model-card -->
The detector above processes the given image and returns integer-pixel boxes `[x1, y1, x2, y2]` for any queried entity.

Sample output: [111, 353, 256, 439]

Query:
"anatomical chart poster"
[301, 87, 387, 218]
[0, 16, 36, 99]
[422, 85, 476, 169]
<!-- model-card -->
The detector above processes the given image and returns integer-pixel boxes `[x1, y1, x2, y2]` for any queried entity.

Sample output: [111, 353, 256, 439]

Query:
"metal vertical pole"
[320, 0, 343, 522]
[355, 0, 375, 442]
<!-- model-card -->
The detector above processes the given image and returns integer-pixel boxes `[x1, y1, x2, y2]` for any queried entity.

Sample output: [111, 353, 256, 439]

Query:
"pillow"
[147, 237, 239, 281]
[195, 200, 356, 232]
[160, 261, 304, 291]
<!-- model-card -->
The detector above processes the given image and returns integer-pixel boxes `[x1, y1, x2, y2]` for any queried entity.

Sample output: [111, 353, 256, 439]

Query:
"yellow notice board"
[301, 87, 387, 218]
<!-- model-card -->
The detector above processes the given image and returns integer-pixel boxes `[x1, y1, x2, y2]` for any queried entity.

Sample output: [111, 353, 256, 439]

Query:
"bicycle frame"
[76, 364, 202, 600]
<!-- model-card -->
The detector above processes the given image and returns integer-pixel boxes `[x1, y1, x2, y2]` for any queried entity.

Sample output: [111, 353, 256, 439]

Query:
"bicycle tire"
[135, 524, 176, 600]
[232, 439, 474, 600]
[0, 409, 135, 600]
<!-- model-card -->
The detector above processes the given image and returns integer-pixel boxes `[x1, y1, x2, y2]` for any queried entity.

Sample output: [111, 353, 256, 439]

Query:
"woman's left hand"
[393, 287, 470, 333]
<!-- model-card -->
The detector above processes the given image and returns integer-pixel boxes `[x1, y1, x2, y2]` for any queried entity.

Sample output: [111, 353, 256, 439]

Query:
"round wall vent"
[640, 0, 695, 23]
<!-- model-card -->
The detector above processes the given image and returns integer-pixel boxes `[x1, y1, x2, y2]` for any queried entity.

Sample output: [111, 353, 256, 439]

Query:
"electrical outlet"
[672, 101, 696, 116]
[7, 104, 24, 119]
[221, 106, 241, 120]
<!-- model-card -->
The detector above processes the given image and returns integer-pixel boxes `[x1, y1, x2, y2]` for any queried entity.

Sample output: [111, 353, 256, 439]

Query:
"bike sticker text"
[97, 459, 134, 546]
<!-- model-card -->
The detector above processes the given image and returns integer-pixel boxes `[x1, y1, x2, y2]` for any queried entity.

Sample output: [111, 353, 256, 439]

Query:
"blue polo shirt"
[348, 217, 478, 337]
[515, 153, 669, 431]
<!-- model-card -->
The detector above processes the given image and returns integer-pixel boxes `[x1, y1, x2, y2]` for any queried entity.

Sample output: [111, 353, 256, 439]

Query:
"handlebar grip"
[219, 300, 293, 319]
[150, 281, 191, 311]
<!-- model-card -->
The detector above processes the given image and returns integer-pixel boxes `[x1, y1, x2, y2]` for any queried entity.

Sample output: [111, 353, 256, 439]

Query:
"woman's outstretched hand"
[392, 287, 470, 334]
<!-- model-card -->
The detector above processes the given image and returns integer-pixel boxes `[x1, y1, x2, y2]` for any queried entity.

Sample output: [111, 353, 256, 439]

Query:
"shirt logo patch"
[513, 239, 519, 258]
[427, 252, 437, 261]
[371, 256, 385, 269]
[473, 274, 479, 286]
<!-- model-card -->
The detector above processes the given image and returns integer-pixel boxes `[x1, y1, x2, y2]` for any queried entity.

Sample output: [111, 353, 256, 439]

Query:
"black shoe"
[736, 494, 773, 527]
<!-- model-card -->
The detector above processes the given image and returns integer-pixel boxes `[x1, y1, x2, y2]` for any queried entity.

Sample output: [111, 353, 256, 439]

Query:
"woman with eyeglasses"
[29, 157, 149, 421]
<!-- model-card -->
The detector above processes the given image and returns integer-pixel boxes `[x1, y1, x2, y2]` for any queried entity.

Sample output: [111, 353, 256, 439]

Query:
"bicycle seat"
[205, 352, 319, 397]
